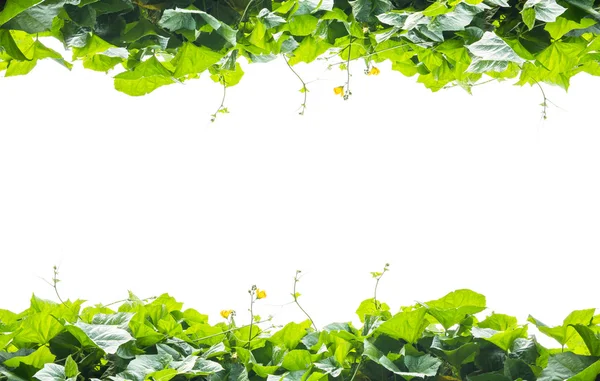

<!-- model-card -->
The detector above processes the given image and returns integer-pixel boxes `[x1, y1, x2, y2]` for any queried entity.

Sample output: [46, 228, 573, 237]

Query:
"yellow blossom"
[256, 289, 267, 299]
[368, 66, 380, 76]
[333, 86, 344, 96]
[220, 309, 233, 318]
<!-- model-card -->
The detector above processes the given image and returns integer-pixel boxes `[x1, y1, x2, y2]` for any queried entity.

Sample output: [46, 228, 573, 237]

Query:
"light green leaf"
[421, 289, 487, 329]
[428, 3, 489, 32]
[537, 352, 599, 381]
[0, 0, 44, 26]
[269, 320, 312, 350]
[374, 307, 428, 343]
[172, 42, 223, 79]
[114, 56, 175, 96]
[282, 350, 312, 371]
[4, 346, 55, 369]
[350, 0, 394, 22]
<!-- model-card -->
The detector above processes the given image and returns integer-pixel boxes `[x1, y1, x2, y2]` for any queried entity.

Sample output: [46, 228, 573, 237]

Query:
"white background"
[1, 45, 599, 339]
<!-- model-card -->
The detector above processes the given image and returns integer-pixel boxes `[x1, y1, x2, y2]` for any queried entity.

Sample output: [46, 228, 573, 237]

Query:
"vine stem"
[292, 270, 317, 331]
[237, 0, 254, 29]
[247, 285, 256, 349]
[211, 77, 227, 122]
[283, 55, 308, 115]
[349, 357, 364, 381]
[344, 37, 354, 100]
[373, 263, 389, 310]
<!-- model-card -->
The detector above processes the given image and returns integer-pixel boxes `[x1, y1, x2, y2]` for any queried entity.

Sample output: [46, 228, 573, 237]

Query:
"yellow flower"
[220, 309, 233, 318]
[368, 66, 380, 76]
[256, 289, 267, 299]
[333, 86, 344, 96]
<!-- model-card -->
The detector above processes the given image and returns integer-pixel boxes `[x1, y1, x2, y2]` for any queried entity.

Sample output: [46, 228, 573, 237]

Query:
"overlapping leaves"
[0, 289, 599, 381]
[0, 0, 598, 98]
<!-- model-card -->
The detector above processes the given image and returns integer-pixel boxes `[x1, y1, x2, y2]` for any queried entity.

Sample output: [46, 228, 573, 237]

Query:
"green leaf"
[70, 321, 133, 354]
[349, 0, 393, 22]
[288, 14, 319, 36]
[63, 356, 78, 379]
[571, 324, 600, 356]
[117, 354, 173, 381]
[536, 40, 585, 75]
[467, 32, 526, 73]
[472, 326, 528, 351]
[33, 363, 75, 381]
[537, 352, 599, 381]
[478, 313, 518, 331]
[374, 307, 428, 343]
[421, 289, 487, 329]
[0, 0, 44, 26]
[282, 350, 312, 371]
[288, 36, 331, 65]
[172, 42, 223, 79]
[3, 346, 56, 369]
[269, 320, 312, 350]
[356, 298, 391, 323]
[428, 3, 489, 32]
[523, 0, 566, 23]
[114, 56, 175, 96]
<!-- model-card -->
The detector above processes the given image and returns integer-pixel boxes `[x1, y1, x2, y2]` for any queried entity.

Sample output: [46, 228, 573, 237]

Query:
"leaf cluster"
[1, 289, 600, 381]
[0, 0, 599, 98]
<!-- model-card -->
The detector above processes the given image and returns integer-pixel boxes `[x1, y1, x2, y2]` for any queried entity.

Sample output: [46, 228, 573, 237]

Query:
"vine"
[0, 0, 598, 116]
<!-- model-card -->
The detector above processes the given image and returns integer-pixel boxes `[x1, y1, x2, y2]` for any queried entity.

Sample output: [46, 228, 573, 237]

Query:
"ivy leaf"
[288, 36, 331, 65]
[69, 321, 134, 354]
[0, 0, 44, 26]
[349, 0, 394, 22]
[295, 0, 335, 15]
[428, 3, 489, 32]
[257, 8, 286, 28]
[158, 8, 237, 46]
[523, 0, 566, 24]
[2, 0, 68, 33]
[33, 363, 77, 381]
[466, 32, 526, 73]
[114, 56, 176, 96]
[172, 42, 223, 79]
[374, 308, 428, 343]
[537, 352, 600, 381]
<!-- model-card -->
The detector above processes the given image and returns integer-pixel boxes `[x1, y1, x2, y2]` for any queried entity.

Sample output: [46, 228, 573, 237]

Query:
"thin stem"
[373, 263, 389, 311]
[237, 0, 254, 29]
[283, 55, 308, 115]
[102, 295, 157, 308]
[292, 270, 317, 331]
[344, 37, 354, 100]
[349, 357, 364, 381]
[534, 80, 548, 120]
[211, 77, 227, 123]
[247, 285, 256, 349]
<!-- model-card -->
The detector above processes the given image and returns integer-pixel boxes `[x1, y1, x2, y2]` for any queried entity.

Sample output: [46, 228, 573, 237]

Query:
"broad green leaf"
[117, 354, 173, 381]
[349, 0, 394, 22]
[544, 12, 597, 39]
[4, 346, 55, 369]
[422, 289, 487, 329]
[472, 326, 528, 351]
[91, 312, 134, 329]
[467, 32, 526, 73]
[428, 3, 489, 32]
[288, 36, 331, 65]
[356, 298, 391, 323]
[288, 14, 319, 36]
[313, 357, 343, 377]
[536, 40, 585, 74]
[258, 8, 287, 28]
[523, 0, 566, 23]
[528, 309, 595, 352]
[13, 312, 64, 346]
[537, 352, 599, 381]
[0, 0, 44, 26]
[282, 350, 312, 371]
[71, 321, 133, 354]
[404, 354, 443, 376]
[571, 324, 600, 356]
[33, 363, 76, 381]
[269, 320, 312, 350]
[430, 336, 479, 368]
[158, 8, 237, 46]
[64, 356, 78, 379]
[374, 307, 428, 343]
[172, 42, 223, 79]
[503, 358, 536, 381]
[478, 313, 518, 331]
[114, 56, 175, 96]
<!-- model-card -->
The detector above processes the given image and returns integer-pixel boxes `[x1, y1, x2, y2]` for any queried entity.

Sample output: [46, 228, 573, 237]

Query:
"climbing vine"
[0, 0, 599, 107]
